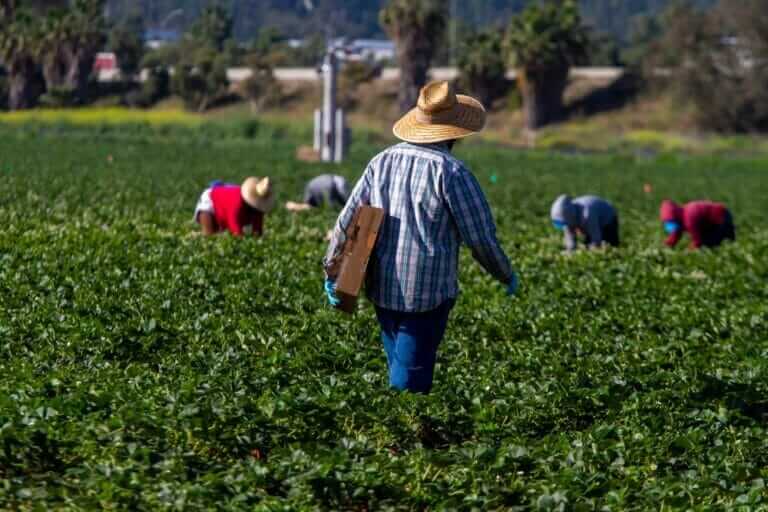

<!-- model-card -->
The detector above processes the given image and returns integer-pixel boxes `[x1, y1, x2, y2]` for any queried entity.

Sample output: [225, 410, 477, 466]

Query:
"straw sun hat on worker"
[393, 81, 486, 144]
[241, 176, 275, 213]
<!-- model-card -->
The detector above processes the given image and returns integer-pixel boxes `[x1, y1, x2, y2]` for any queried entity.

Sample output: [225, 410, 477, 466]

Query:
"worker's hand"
[506, 273, 519, 297]
[324, 278, 341, 307]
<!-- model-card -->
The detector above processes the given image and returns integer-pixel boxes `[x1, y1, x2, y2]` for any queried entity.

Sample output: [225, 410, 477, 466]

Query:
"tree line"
[1, 0, 767, 134]
[103, 0, 713, 45]
[0, 0, 105, 109]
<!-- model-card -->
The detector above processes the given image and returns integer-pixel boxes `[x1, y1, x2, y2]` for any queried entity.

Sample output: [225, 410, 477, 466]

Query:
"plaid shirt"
[324, 142, 514, 313]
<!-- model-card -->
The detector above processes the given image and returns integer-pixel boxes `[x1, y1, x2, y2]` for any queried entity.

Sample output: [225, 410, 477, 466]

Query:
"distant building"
[93, 52, 117, 72]
[144, 28, 181, 49]
[348, 39, 396, 62]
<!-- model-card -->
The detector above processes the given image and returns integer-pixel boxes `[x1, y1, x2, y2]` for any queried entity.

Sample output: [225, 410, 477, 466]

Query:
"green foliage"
[250, 26, 285, 56]
[0, 4, 46, 109]
[457, 28, 509, 108]
[589, 30, 622, 66]
[379, 0, 446, 43]
[0, 121, 766, 508]
[239, 54, 280, 114]
[172, 45, 230, 113]
[649, 0, 768, 132]
[188, 4, 233, 52]
[108, 13, 145, 79]
[338, 60, 382, 110]
[101, 0, 715, 44]
[124, 67, 170, 109]
[38, 85, 77, 108]
[380, 0, 447, 113]
[504, 0, 590, 71]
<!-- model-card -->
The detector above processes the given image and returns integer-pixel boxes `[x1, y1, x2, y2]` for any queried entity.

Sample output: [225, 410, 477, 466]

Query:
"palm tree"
[39, 8, 70, 91]
[504, 0, 589, 130]
[0, 7, 45, 109]
[380, 0, 446, 113]
[60, 0, 106, 100]
[457, 28, 508, 109]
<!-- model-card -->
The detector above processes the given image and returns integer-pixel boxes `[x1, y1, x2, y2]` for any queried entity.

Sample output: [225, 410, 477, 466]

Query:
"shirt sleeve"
[665, 230, 682, 247]
[444, 166, 514, 285]
[323, 167, 372, 277]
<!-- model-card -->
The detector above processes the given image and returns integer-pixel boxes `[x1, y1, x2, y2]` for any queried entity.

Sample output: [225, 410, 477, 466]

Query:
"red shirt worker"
[194, 177, 275, 236]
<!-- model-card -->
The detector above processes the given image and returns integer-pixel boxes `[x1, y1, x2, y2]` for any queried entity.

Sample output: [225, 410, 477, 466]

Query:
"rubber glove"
[664, 221, 681, 234]
[552, 220, 567, 231]
[324, 278, 341, 307]
[506, 273, 519, 296]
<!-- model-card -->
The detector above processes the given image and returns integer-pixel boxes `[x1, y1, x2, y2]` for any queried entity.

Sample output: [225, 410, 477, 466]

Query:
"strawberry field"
[0, 122, 767, 510]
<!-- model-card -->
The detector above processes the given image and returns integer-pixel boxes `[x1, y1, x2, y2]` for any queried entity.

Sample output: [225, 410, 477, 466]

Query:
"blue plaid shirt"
[324, 142, 514, 313]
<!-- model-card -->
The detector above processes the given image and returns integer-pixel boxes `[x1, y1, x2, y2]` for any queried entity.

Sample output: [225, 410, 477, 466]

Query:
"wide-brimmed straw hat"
[393, 81, 486, 144]
[241, 177, 275, 213]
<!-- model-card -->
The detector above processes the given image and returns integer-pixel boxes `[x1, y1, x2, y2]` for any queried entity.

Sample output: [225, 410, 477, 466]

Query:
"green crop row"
[0, 123, 766, 510]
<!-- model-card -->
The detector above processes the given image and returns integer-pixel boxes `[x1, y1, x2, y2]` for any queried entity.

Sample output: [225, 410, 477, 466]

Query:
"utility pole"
[314, 48, 349, 163]
[321, 50, 338, 162]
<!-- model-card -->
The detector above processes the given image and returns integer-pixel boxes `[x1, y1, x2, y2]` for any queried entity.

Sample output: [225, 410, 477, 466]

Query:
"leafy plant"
[0, 119, 765, 509]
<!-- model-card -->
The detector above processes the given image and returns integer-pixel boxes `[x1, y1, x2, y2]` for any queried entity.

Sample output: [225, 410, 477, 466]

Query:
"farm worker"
[550, 194, 619, 251]
[285, 174, 350, 212]
[323, 81, 519, 394]
[660, 199, 735, 249]
[194, 177, 275, 236]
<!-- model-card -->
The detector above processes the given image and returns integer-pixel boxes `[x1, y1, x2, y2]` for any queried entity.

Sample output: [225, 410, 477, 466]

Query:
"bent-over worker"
[194, 177, 275, 237]
[550, 194, 619, 251]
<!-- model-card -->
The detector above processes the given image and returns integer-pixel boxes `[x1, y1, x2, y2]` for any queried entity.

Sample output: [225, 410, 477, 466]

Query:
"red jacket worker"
[194, 177, 275, 236]
[660, 199, 735, 249]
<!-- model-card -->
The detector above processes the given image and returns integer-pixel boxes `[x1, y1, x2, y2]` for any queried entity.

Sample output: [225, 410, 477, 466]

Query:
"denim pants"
[374, 299, 455, 393]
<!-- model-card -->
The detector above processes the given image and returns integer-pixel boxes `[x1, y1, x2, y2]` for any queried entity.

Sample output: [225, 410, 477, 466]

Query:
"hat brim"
[393, 95, 486, 144]
[242, 188, 276, 213]
[245, 195, 275, 213]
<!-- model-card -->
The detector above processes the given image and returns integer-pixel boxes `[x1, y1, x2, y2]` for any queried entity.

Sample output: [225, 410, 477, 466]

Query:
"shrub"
[172, 46, 229, 112]
[647, 0, 768, 132]
[338, 60, 382, 110]
[39, 86, 79, 108]
[239, 55, 281, 114]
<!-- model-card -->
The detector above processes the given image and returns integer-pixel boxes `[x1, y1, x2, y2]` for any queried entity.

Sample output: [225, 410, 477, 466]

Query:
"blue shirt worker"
[305, 174, 349, 208]
[550, 194, 619, 251]
[286, 174, 350, 212]
[323, 81, 519, 394]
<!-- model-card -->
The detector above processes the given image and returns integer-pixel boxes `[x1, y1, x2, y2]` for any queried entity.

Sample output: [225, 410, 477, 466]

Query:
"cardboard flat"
[335, 206, 385, 314]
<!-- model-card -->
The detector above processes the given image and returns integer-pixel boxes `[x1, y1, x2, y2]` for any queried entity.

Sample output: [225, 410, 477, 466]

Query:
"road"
[98, 67, 624, 83]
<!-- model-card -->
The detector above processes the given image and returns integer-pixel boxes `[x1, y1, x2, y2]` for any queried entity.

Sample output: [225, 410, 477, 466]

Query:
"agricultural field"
[0, 119, 767, 510]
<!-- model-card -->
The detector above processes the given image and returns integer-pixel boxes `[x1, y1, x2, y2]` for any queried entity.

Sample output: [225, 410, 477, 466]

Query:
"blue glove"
[552, 220, 567, 231]
[324, 279, 341, 307]
[506, 273, 519, 296]
[663, 221, 681, 234]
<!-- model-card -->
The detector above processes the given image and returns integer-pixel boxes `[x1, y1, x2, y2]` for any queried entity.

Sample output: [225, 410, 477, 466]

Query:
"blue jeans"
[374, 299, 455, 393]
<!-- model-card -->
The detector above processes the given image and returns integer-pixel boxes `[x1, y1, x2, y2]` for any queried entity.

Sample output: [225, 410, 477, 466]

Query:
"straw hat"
[393, 81, 486, 144]
[241, 177, 275, 213]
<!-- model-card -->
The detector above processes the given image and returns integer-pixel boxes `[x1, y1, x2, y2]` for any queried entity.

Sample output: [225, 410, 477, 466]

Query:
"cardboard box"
[335, 206, 385, 314]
